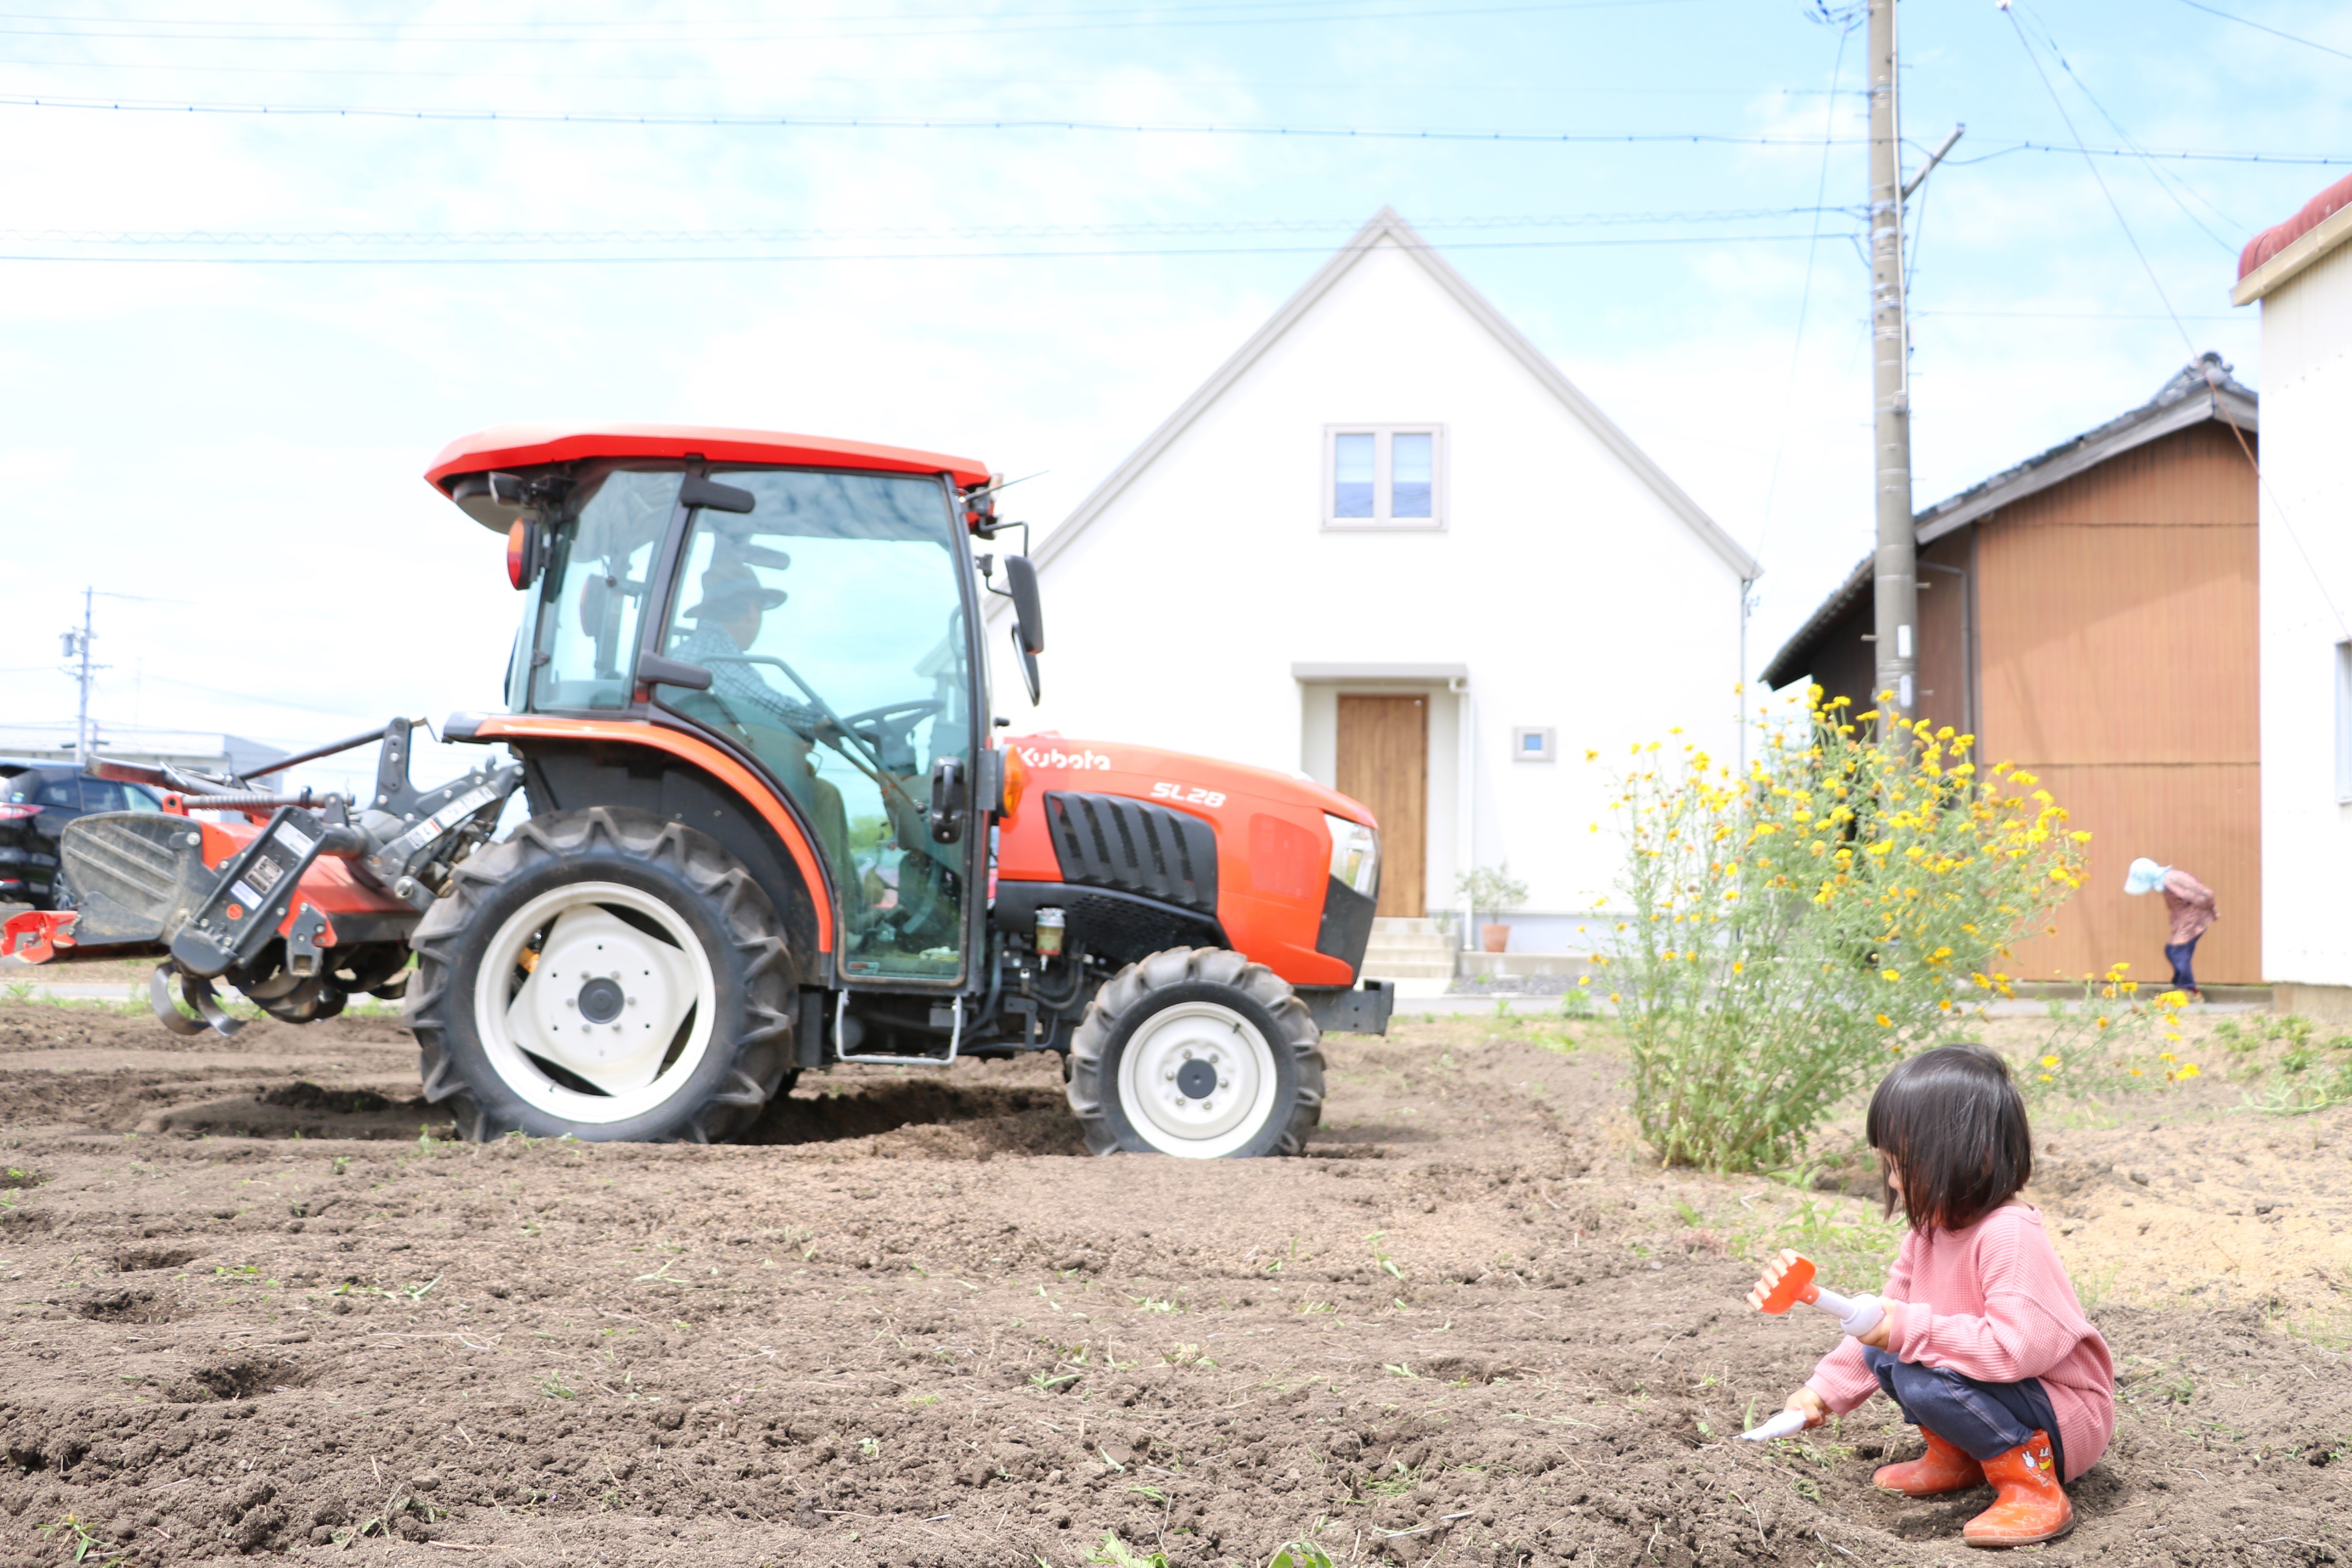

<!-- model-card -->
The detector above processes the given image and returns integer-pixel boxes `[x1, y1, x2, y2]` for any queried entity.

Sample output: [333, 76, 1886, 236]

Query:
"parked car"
[0, 768, 165, 909]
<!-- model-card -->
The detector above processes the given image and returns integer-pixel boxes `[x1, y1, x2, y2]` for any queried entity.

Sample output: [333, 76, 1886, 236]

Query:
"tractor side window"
[652, 469, 973, 984]
[530, 467, 682, 712]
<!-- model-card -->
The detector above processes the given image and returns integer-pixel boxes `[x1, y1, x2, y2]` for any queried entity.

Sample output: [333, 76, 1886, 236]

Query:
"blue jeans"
[1862, 1345, 2065, 1475]
[2165, 938, 2200, 991]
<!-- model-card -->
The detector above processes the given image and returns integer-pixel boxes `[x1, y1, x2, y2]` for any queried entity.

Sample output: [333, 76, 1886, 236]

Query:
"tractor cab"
[430, 427, 1026, 1005]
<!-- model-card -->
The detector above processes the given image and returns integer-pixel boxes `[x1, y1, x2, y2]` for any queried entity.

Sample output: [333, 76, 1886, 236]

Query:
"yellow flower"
[1608, 992, 1621, 1005]
[1732, 960, 1745, 975]
[2130, 1067, 2144, 1077]
[1577, 975, 1590, 987]
[1880, 969, 1900, 983]
[2177, 1062, 2201, 1079]
[1876, 1013, 1892, 1028]
[2160, 1051, 2176, 1064]
[2040, 1073, 2054, 1083]
[2040, 1055, 2061, 1069]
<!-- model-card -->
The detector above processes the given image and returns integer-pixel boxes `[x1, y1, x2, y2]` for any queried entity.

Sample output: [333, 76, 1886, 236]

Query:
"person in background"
[2124, 858, 2215, 998]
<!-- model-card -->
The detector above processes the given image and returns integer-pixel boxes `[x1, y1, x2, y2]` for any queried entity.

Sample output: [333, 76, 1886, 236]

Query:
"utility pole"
[1868, 0, 1916, 732]
[60, 586, 100, 768]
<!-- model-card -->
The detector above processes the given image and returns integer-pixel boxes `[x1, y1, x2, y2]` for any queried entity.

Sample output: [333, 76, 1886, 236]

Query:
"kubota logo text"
[1017, 746, 1112, 771]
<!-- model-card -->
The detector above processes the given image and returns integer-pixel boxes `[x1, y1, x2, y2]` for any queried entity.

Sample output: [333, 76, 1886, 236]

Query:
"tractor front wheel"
[1066, 947, 1324, 1158]
[404, 808, 797, 1143]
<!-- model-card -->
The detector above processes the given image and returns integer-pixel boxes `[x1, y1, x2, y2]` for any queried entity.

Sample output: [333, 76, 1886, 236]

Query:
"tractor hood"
[999, 735, 1374, 830]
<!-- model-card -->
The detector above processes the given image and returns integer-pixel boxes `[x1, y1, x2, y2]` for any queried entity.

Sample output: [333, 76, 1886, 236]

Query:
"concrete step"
[1357, 962, 1456, 981]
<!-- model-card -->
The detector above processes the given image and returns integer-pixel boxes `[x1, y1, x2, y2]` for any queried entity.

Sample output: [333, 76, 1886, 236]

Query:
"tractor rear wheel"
[404, 807, 796, 1143]
[1065, 947, 1324, 1158]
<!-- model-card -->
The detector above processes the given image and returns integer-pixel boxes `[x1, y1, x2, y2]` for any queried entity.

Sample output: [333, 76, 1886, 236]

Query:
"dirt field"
[2, 1000, 2348, 1567]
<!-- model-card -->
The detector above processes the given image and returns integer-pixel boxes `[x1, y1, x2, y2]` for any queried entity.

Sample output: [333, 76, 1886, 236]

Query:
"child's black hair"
[1865, 1044, 2033, 1233]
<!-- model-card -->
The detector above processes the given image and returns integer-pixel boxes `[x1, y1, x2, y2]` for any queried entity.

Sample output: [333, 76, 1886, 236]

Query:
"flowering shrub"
[1601, 689, 2095, 1171]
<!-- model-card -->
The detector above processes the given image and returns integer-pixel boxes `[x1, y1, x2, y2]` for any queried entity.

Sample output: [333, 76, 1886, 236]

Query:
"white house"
[2234, 173, 2352, 1019]
[990, 210, 1757, 957]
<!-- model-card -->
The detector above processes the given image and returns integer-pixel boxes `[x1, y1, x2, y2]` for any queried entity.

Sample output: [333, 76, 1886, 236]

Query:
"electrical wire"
[0, 207, 1859, 247]
[2170, 0, 2352, 63]
[0, 233, 1841, 264]
[0, 0, 1699, 45]
[2003, 0, 2348, 641]
[2011, 1, 2242, 251]
[0, 94, 2340, 165]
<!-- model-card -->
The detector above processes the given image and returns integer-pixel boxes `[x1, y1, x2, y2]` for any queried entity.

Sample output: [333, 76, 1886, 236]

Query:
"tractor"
[2, 425, 1392, 1157]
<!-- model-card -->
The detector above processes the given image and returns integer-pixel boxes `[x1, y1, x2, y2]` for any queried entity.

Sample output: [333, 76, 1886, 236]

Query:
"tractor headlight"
[1324, 813, 1379, 899]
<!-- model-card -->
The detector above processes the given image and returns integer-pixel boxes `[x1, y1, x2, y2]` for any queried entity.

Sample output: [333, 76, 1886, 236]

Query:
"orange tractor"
[4, 426, 1391, 1157]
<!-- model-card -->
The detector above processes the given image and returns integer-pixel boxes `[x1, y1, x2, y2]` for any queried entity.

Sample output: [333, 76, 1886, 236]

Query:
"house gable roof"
[1758, 353, 2258, 690]
[1023, 207, 1759, 579]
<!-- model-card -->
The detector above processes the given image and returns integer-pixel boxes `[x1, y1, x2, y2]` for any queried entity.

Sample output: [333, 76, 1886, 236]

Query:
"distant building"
[0, 726, 284, 781]
[991, 208, 1757, 954]
[1762, 357, 2260, 985]
[2235, 173, 2352, 1019]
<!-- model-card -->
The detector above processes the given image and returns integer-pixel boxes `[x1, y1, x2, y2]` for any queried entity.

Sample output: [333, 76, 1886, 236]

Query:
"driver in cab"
[666, 559, 858, 892]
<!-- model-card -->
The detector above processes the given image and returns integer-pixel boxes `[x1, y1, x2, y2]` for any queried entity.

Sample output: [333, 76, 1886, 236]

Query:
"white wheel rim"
[474, 881, 718, 1126]
[1115, 1000, 1281, 1158]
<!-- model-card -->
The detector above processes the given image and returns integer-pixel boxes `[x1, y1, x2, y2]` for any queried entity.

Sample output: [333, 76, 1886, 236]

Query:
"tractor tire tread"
[1065, 945, 1323, 1158]
[404, 805, 795, 1144]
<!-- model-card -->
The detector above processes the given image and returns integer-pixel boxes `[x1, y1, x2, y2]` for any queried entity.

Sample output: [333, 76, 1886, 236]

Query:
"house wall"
[1974, 421, 2261, 983]
[2257, 236, 2352, 1009]
[994, 236, 1749, 930]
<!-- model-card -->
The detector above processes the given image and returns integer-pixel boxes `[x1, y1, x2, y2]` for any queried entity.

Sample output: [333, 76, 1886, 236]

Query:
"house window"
[2337, 641, 2352, 803]
[1325, 426, 1445, 529]
[1512, 726, 1556, 763]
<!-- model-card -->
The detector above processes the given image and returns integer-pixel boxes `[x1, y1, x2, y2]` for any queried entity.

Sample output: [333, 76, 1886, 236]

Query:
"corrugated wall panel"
[1976, 423, 2261, 982]
[2001, 762, 2261, 984]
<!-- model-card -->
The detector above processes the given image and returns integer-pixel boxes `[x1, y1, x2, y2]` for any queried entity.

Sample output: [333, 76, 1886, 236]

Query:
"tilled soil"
[1, 1003, 2348, 1567]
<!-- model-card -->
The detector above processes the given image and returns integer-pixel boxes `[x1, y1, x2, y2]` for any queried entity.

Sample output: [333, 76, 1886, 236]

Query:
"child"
[1766, 1044, 2114, 1549]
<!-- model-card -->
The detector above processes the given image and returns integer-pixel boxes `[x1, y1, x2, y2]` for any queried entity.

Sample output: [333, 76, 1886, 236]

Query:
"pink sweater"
[1806, 1206, 2115, 1480]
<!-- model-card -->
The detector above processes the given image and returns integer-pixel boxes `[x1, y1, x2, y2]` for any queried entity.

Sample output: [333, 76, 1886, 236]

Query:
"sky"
[4, 0, 2348, 796]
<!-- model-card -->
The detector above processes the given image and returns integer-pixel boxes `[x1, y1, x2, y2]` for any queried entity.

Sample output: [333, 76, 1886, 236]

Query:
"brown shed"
[1761, 354, 2260, 983]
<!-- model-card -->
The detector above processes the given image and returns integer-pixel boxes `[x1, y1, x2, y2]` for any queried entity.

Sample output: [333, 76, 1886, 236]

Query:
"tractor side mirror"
[1002, 554, 1045, 706]
[1003, 555, 1045, 655]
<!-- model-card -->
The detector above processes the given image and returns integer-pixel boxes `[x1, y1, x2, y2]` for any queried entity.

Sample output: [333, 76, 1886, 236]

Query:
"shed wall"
[1974, 421, 2261, 982]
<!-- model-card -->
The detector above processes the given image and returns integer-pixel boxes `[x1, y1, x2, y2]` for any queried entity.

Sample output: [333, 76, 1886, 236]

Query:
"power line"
[2171, 0, 2352, 63]
[0, 207, 1859, 247]
[0, 0, 1697, 45]
[1, 94, 2343, 164]
[0, 233, 1843, 265]
[2010, 1, 2241, 252]
[2003, 0, 2348, 643]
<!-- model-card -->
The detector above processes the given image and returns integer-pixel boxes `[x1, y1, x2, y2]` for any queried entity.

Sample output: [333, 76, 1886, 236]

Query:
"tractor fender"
[464, 715, 832, 986]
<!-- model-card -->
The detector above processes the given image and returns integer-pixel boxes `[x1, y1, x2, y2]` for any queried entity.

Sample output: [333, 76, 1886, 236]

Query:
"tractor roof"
[425, 424, 991, 497]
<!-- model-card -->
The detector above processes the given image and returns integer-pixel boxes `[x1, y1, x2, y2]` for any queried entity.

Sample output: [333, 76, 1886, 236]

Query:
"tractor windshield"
[651, 469, 974, 985]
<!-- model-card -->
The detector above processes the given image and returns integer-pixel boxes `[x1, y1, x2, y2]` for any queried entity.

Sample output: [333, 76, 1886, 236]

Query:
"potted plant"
[1454, 864, 1528, 954]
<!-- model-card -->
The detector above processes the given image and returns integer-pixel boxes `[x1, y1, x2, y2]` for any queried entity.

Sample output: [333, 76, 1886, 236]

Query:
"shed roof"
[2233, 171, 2352, 305]
[1019, 207, 1758, 582]
[425, 424, 991, 493]
[1759, 354, 2257, 690]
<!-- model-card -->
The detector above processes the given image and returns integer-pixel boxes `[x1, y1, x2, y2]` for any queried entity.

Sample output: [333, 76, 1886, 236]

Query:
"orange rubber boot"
[1962, 1430, 2072, 1549]
[1872, 1428, 1984, 1497]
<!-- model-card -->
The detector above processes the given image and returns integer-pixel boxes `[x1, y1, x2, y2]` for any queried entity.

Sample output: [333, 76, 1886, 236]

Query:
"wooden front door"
[1335, 694, 1428, 918]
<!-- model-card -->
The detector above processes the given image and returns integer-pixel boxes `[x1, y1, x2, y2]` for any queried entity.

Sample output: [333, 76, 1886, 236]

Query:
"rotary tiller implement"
[1, 719, 517, 1033]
